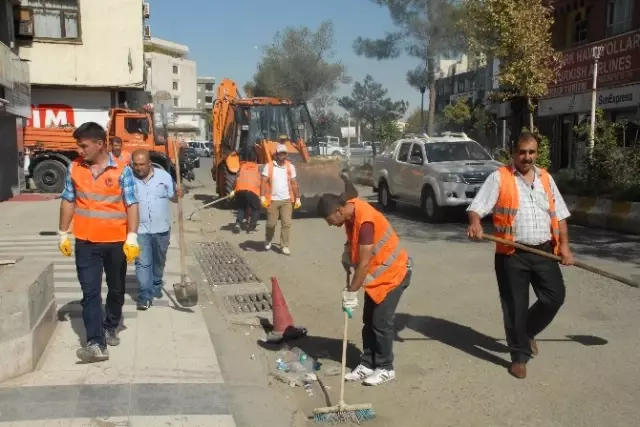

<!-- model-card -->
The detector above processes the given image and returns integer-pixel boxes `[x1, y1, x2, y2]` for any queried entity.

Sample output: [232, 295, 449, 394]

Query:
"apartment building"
[144, 37, 205, 139]
[538, 0, 639, 169]
[0, 0, 31, 201]
[17, 0, 147, 129]
[197, 76, 215, 110]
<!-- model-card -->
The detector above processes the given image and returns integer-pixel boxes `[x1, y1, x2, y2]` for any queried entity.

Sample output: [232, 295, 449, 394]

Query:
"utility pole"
[589, 45, 604, 156]
[347, 113, 352, 167]
[420, 86, 427, 135]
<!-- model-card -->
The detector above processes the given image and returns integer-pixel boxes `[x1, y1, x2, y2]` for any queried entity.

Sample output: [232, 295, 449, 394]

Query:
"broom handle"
[483, 234, 639, 288]
[338, 272, 351, 406]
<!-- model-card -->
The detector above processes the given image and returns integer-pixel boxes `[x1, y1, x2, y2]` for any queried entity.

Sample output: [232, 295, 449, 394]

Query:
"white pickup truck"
[372, 132, 503, 222]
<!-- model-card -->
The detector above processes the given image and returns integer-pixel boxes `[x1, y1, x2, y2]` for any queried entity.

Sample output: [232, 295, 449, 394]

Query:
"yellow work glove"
[123, 232, 140, 263]
[260, 196, 269, 208]
[57, 231, 72, 257]
[294, 198, 302, 210]
[228, 190, 235, 199]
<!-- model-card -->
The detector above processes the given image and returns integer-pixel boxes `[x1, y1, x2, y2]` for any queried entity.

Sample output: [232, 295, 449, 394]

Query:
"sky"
[148, 0, 423, 118]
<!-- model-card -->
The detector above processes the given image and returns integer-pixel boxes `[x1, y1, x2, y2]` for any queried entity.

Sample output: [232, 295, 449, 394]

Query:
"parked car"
[188, 140, 212, 157]
[318, 141, 346, 157]
[372, 132, 502, 222]
[183, 147, 200, 168]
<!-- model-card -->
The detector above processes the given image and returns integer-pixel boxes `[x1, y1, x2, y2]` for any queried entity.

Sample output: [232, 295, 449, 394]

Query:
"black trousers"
[361, 270, 412, 370]
[75, 239, 127, 347]
[235, 190, 260, 227]
[494, 243, 566, 363]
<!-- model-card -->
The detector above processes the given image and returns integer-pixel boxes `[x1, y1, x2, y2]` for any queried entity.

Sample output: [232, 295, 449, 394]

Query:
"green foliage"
[563, 109, 640, 201]
[442, 97, 472, 129]
[460, 0, 560, 126]
[352, 0, 465, 135]
[338, 74, 408, 134]
[404, 108, 425, 134]
[248, 21, 347, 101]
[375, 119, 403, 144]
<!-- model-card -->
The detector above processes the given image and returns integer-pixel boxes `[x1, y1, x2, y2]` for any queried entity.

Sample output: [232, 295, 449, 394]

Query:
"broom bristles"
[313, 408, 376, 424]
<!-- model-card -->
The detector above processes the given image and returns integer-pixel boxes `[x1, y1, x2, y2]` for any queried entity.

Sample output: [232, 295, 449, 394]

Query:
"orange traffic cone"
[265, 276, 307, 343]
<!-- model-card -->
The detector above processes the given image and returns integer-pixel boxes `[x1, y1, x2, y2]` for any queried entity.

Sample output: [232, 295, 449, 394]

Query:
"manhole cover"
[225, 292, 272, 314]
[193, 241, 261, 285]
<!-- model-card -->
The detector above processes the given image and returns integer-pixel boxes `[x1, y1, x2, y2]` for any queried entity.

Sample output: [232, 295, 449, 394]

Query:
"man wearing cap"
[260, 140, 301, 255]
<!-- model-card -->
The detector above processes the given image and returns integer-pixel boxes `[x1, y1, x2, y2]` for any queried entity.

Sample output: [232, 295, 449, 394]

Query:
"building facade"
[197, 76, 215, 110]
[0, 0, 31, 201]
[538, 0, 640, 169]
[144, 37, 204, 140]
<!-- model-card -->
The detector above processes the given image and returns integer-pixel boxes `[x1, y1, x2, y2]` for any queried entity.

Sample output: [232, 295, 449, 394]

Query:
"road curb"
[565, 195, 640, 235]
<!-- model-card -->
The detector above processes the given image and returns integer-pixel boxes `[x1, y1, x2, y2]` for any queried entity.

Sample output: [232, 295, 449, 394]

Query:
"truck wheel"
[33, 160, 67, 194]
[219, 165, 237, 209]
[377, 180, 396, 211]
[422, 186, 443, 223]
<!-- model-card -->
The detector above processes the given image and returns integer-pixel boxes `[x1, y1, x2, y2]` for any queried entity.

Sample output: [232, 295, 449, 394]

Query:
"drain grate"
[225, 292, 272, 314]
[193, 241, 261, 286]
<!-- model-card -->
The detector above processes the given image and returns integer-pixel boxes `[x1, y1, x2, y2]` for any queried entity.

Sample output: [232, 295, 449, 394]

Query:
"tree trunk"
[427, 57, 436, 136]
[528, 97, 534, 131]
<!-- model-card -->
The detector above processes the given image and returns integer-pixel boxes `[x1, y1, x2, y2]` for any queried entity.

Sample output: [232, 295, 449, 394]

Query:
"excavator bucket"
[294, 158, 351, 213]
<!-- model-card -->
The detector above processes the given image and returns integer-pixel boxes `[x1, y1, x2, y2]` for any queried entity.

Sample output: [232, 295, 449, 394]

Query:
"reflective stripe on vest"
[71, 160, 128, 243]
[266, 161, 295, 203]
[349, 198, 408, 304]
[235, 163, 261, 195]
[493, 166, 560, 255]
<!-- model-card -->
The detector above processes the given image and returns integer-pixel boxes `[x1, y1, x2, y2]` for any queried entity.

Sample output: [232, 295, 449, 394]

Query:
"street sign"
[153, 90, 172, 102]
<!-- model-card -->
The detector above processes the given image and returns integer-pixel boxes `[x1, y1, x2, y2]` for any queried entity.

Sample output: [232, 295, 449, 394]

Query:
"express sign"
[548, 30, 640, 98]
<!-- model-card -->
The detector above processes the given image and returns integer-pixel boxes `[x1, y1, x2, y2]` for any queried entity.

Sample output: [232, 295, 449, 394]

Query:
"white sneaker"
[344, 364, 374, 382]
[282, 247, 291, 255]
[363, 368, 395, 386]
[265, 241, 272, 251]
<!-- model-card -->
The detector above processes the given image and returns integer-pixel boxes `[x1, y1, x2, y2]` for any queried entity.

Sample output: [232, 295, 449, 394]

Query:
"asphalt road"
[191, 157, 640, 427]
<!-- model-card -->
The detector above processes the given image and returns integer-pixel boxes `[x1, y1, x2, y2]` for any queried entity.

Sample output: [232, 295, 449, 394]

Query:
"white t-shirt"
[262, 161, 297, 201]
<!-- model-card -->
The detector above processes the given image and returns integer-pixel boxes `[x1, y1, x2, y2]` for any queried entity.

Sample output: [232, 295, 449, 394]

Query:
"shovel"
[172, 144, 198, 307]
[482, 235, 639, 288]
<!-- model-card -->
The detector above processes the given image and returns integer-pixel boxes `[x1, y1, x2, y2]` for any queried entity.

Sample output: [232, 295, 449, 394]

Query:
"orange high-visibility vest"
[235, 162, 261, 196]
[265, 161, 296, 203]
[114, 151, 131, 167]
[493, 166, 560, 255]
[70, 159, 128, 243]
[348, 198, 409, 304]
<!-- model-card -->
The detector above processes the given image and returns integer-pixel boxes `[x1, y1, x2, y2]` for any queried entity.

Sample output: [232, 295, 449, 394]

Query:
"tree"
[375, 119, 403, 144]
[442, 97, 472, 130]
[337, 74, 408, 136]
[353, 0, 465, 136]
[460, 0, 560, 129]
[404, 108, 425, 134]
[247, 21, 347, 102]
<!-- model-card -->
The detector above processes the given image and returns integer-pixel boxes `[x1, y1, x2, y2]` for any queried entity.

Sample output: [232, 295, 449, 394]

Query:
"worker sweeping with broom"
[314, 175, 412, 422]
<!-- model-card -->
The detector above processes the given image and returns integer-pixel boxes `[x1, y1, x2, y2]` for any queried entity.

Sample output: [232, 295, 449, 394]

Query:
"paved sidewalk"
[0, 200, 236, 427]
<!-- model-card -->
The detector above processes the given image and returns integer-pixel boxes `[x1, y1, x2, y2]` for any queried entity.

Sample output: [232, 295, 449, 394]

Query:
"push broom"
[313, 272, 375, 424]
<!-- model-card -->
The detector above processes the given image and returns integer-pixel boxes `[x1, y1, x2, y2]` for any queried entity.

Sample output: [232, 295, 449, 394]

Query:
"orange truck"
[211, 78, 346, 204]
[23, 107, 195, 193]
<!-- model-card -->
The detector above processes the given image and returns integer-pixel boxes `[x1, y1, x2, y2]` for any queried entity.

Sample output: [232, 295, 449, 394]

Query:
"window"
[607, 0, 633, 36]
[396, 142, 412, 162]
[205, 96, 213, 104]
[567, 8, 588, 47]
[205, 83, 214, 91]
[27, 0, 80, 40]
[173, 97, 179, 107]
[172, 65, 179, 74]
[173, 81, 179, 91]
[124, 118, 149, 136]
[409, 143, 424, 162]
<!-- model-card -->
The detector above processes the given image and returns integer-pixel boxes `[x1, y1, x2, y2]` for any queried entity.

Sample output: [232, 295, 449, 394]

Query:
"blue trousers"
[75, 239, 127, 347]
[135, 231, 171, 303]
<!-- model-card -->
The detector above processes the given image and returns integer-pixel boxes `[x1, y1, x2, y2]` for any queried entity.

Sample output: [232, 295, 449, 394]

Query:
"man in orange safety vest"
[230, 149, 262, 233]
[467, 131, 574, 379]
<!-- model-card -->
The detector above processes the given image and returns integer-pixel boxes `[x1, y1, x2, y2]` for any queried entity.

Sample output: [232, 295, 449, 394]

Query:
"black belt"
[514, 241, 552, 251]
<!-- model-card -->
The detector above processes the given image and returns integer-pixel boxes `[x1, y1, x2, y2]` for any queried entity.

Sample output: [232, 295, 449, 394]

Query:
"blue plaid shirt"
[61, 154, 138, 206]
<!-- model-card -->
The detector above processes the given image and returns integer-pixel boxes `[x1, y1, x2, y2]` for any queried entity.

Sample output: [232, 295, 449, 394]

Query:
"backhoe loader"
[210, 78, 348, 210]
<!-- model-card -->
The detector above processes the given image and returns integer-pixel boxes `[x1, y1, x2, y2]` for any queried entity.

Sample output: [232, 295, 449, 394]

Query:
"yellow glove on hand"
[58, 231, 72, 257]
[228, 190, 235, 199]
[261, 196, 269, 208]
[294, 198, 302, 209]
[123, 232, 140, 263]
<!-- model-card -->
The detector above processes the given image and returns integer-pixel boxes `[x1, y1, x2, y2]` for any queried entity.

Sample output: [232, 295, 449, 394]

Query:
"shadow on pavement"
[394, 313, 511, 369]
[256, 336, 362, 369]
[239, 240, 266, 252]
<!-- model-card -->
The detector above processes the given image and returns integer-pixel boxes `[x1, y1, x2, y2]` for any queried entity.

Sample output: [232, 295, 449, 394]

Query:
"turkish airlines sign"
[548, 30, 640, 98]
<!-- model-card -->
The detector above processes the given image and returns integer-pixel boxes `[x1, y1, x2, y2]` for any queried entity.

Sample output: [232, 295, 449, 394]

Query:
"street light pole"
[589, 45, 604, 156]
[420, 86, 427, 135]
